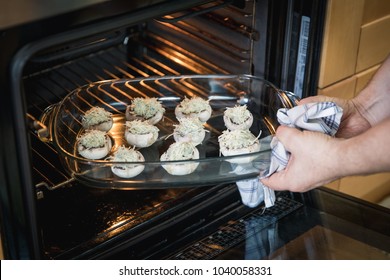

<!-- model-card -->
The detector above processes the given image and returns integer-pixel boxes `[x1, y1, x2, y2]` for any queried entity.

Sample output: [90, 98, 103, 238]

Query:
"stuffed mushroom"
[218, 129, 261, 164]
[160, 142, 200, 176]
[125, 97, 165, 125]
[81, 107, 113, 132]
[110, 145, 145, 178]
[223, 105, 253, 131]
[77, 130, 112, 160]
[172, 117, 206, 146]
[175, 96, 212, 123]
[125, 119, 159, 148]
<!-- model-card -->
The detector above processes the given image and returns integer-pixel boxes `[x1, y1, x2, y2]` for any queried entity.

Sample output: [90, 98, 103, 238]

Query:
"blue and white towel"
[237, 102, 343, 208]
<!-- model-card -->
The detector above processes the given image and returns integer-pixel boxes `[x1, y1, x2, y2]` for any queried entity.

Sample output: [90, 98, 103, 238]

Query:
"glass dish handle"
[27, 103, 59, 143]
[280, 90, 300, 108]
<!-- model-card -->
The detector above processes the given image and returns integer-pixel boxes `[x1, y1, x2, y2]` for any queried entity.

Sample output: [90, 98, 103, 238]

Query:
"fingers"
[262, 126, 309, 192]
[263, 127, 337, 192]
[298, 95, 331, 105]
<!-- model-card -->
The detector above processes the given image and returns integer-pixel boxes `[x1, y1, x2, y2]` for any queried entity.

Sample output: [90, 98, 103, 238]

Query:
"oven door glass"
[166, 189, 390, 260]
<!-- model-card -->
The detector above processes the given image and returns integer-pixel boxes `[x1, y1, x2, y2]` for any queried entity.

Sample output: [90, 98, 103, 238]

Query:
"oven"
[0, 0, 389, 260]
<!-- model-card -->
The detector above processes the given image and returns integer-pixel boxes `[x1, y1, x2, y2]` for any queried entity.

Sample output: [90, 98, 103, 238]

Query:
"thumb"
[261, 170, 288, 191]
[274, 125, 302, 152]
[260, 126, 302, 191]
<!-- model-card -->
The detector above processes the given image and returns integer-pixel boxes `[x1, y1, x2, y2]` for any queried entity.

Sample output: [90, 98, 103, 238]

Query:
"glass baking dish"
[35, 74, 297, 189]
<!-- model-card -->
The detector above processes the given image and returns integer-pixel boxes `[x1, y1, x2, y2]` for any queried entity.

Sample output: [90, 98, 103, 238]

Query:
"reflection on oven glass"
[266, 225, 390, 260]
[244, 218, 279, 259]
[221, 207, 390, 260]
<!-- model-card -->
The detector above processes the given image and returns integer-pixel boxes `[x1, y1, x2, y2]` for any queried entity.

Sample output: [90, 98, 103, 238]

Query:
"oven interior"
[17, 0, 337, 259]
[21, 0, 270, 259]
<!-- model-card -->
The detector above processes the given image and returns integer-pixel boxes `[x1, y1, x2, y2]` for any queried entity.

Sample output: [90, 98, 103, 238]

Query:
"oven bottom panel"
[40, 183, 250, 259]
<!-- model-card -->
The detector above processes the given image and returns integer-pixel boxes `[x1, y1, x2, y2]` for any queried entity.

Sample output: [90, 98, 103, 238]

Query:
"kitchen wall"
[0, 235, 3, 259]
[317, 0, 390, 206]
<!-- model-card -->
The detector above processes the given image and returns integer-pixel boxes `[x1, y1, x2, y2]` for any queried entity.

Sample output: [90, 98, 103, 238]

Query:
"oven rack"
[154, 20, 251, 62]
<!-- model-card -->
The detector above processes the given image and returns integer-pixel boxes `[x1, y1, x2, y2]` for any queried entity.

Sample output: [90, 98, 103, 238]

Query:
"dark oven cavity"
[23, 0, 263, 259]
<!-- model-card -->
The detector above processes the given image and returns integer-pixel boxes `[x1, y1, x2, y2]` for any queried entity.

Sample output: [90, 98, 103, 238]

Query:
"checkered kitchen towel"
[237, 102, 343, 208]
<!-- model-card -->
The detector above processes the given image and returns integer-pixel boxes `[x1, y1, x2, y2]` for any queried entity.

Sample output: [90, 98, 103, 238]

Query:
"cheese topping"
[224, 105, 252, 124]
[126, 120, 159, 135]
[174, 118, 204, 136]
[218, 129, 259, 150]
[178, 97, 210, 114]
[78, 130, 108, 148]
[162, 142, 197, 161]
[111, 145, 142, 162]
[82, 107, 112, 127]
[130, 97, 165, 119]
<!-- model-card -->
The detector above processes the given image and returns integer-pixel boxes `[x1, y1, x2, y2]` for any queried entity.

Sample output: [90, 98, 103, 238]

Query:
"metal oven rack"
[168, 196, 303, 259]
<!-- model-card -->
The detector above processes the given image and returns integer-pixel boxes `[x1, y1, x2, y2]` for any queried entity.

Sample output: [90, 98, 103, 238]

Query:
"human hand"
[298, 96, 371, 138]
[260, 125, 344, 192]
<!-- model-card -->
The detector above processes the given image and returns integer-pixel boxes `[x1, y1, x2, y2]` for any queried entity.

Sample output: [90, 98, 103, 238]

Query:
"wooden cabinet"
[318, 0, 364, 87]
[318, 0, 390, 205]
